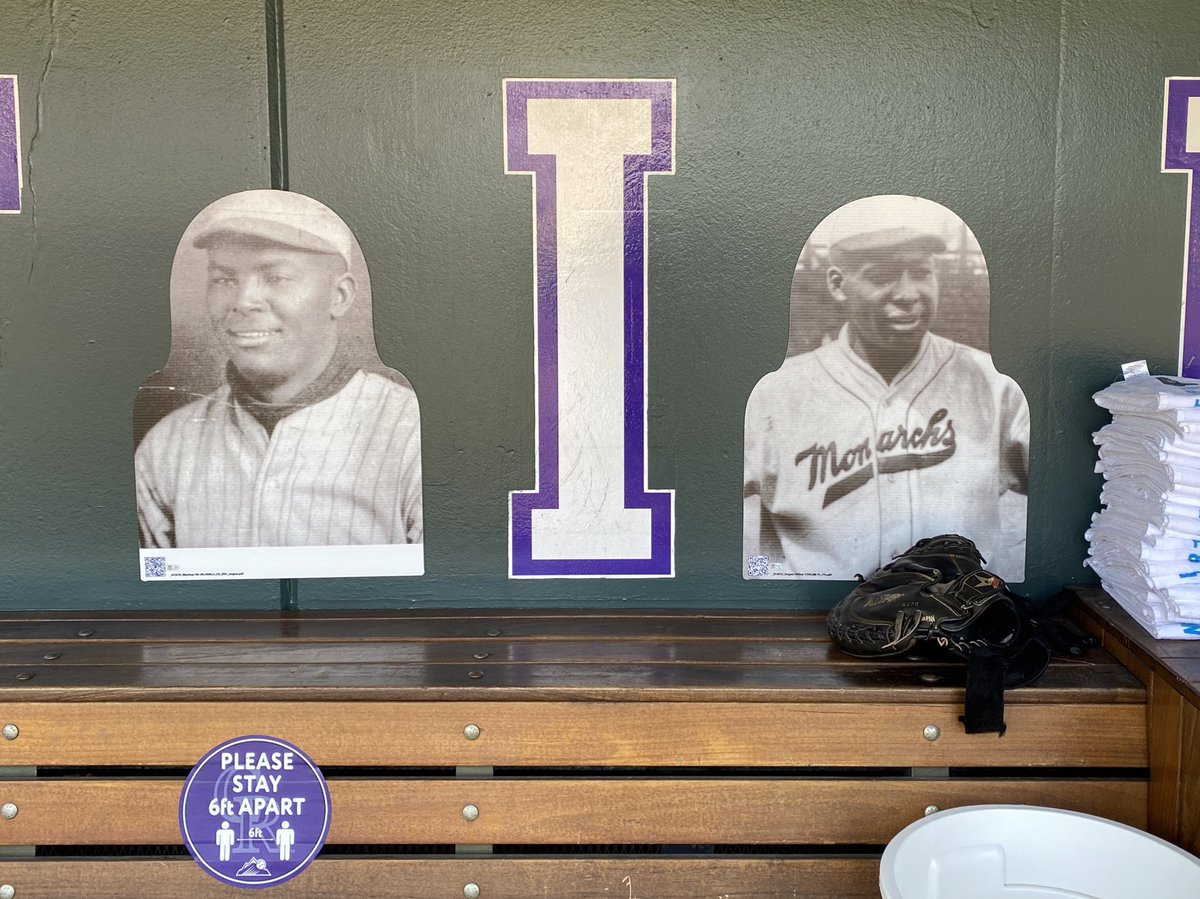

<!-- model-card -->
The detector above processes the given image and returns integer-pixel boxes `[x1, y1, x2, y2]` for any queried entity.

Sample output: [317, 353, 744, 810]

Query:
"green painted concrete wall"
[0, 0, 1195, 609]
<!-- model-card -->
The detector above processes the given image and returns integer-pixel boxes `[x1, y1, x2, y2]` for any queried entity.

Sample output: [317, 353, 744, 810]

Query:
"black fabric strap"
[960, 650, 1008, 735]
[1002, 637, 1052, 690]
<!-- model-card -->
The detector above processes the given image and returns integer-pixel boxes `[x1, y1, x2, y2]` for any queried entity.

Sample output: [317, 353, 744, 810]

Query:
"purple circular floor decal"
[179, 735, 331, 888]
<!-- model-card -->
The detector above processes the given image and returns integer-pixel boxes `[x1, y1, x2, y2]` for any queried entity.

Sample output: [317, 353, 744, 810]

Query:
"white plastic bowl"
[880, 804, 1200, 898]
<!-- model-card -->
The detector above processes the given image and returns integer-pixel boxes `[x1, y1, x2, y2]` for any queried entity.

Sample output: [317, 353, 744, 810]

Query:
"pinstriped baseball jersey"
[136, 369, 422, 548]
[744, 329, 1028, 580]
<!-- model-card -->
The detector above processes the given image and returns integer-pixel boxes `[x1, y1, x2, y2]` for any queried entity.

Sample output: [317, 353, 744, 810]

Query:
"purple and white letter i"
[505, 79, 675, 577]
[1163, 77, 1200, 378]
[0, 76, 20, 214]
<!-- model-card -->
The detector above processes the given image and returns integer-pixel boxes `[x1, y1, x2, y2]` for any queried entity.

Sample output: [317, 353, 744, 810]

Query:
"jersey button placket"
[878, 401, 912, 556]
[251, 424, 288, 546]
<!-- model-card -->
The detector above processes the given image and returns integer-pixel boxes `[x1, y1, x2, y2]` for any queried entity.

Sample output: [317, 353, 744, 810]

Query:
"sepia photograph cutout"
[743, 195, 1028, 582]
[134, 189, 423, 580]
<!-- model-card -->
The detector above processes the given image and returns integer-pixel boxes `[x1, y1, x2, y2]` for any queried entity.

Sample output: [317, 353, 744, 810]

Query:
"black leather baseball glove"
[826, 534, 1057, 734]
[825, 535, 1020, 659]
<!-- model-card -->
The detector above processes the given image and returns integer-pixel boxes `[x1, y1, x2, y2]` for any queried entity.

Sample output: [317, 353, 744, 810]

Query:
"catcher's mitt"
[826, 535, 1054, 735]
[825, 535, 1020, 659]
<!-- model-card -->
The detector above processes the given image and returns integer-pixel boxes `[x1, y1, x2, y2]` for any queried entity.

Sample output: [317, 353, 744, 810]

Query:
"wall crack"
[26, 0, 77, 284]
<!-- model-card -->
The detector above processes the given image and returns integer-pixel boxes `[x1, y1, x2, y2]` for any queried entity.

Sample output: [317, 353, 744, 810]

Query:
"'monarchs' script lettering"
[794, 408, 956, 508]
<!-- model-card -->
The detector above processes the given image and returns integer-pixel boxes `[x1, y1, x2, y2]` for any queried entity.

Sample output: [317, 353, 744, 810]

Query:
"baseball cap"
[829, 226, 947, 268]
[191, 189, 355, 268]
[811, 194, 966, 268]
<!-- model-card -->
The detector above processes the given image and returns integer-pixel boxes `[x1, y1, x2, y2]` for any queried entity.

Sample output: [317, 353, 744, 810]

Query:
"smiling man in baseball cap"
[135, 190, 423, 550]
[743, 195, 1029, 584]
[194, 191, 358, 407]
[826, 225, 946, 385]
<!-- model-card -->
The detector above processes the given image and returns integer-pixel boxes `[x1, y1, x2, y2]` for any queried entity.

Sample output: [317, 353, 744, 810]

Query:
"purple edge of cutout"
[0, 78, 18, 211]
[507, 80, 674, 575]
[1164, 80, 1200, 378]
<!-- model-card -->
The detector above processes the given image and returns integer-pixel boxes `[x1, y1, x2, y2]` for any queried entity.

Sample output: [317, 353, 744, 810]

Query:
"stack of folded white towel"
[1086, 373, 1200, 638]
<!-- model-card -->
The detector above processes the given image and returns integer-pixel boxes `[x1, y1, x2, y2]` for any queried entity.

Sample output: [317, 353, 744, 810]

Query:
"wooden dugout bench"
[0, 599, 1153, 898]
[1070, 585, 1200, 857]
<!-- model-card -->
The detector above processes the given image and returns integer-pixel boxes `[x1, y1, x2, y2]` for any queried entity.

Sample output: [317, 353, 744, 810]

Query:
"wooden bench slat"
[0, 640, 981, 666]
[1181, 703, 1200, 854]
[0, 778, 1148, 845]
[0, 613, 835, 643]
[0, 639, 1125, 669]
[0, 701, 1148, 768]
[1148, 672, 1187, 842]
[0, 660, 1146, 704]
[0, 609, 818, 623]
[1173, 657, 1200, 684]
[0, 857, 883, 899]
[1070, 588, 1200, 661]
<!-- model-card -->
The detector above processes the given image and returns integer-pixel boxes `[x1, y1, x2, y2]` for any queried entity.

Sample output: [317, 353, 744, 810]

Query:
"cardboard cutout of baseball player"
[743, 195, 1028, 582]
[133, 189, 424, 580]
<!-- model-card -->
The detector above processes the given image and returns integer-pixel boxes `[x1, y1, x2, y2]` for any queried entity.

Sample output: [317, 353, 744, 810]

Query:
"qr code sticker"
[746, 555, 769, 578]
[144, 556, 167, 578]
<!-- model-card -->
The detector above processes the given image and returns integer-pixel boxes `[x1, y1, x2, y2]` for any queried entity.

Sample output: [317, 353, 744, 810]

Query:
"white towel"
[1093, 374, 1200, 412]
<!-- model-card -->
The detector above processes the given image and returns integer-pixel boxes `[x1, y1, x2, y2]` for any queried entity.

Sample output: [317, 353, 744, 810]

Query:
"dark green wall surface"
[0, 0, 1196, 610]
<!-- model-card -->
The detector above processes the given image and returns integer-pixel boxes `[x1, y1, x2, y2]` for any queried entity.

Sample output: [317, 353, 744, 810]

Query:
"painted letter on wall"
[505, 79, 675, 577]
[1163, 77, 1200, 378]
[0, 76, 21, 214]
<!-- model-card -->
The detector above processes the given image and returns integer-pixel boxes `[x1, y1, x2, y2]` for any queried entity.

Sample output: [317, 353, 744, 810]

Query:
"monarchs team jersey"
[744, 329, 1028, 581]
[136, 369, 423, 548]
